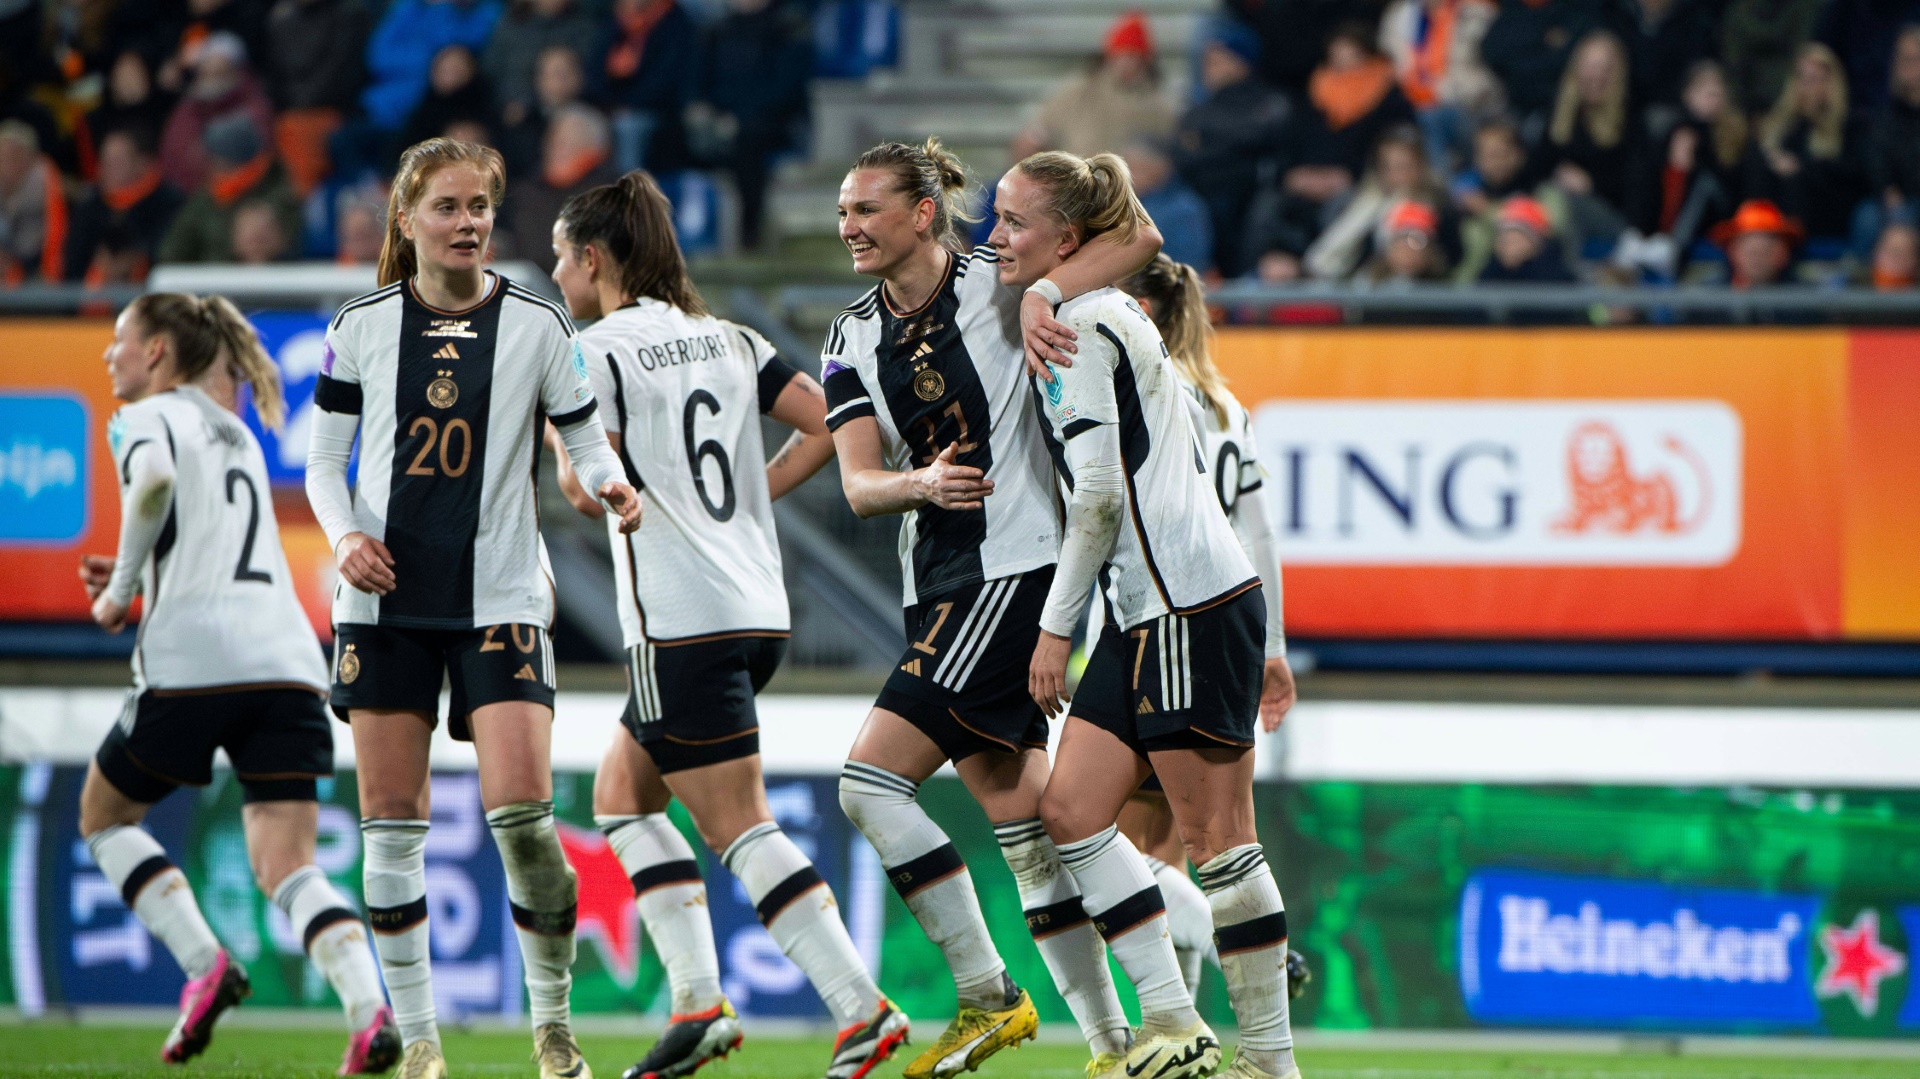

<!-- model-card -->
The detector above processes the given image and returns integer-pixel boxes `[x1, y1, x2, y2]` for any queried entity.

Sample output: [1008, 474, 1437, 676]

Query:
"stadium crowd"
[0, 0, 1915, 293]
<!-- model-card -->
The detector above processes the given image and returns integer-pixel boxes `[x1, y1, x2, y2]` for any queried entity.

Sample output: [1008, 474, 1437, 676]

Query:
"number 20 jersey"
[821, 247, 1062, 606]
[108, 386, 326, 692]
[578, 300, 796, 644]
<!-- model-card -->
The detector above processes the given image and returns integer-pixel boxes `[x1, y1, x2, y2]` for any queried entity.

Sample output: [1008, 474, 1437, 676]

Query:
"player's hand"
[1259, 655, 1297, 733]
[1029, 629, 1073, 719]
[600, 481, 643, 533]
[1022, 289, 1077, 379]
[91, 594, 129, 634]
[913, 442, 993, 510]
[336, 532, 397, 595]
[78, 554, 114, 601]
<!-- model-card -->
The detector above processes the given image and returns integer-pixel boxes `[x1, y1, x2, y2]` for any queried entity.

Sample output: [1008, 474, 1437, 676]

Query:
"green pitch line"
[0, 1028, 1916, 1079]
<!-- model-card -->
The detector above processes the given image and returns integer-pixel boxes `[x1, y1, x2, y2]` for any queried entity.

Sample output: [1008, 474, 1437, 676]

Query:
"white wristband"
[1025, 278, 1063, 307]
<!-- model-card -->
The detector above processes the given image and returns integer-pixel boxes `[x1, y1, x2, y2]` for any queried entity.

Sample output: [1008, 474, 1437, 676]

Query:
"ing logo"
[1552, 422, 1712, 536]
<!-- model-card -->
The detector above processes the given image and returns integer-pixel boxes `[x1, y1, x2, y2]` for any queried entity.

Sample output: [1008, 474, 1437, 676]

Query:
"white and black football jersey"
[108, 386, 327, 692]
[577, 299, 799, 644]
[1180, 378, 1264, 520]
[312, 272, 598, 629]
[1034, 288, 1257, 630]
[821, 246, 1062, 606]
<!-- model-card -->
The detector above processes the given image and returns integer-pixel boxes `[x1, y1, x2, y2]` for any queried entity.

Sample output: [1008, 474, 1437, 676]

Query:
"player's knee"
[1038, 786, 1090, 845]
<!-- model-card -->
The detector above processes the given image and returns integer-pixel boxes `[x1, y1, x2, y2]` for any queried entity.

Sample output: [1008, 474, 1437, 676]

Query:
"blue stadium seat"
[814, 0, 899, 79]
[657, 170, 723, 255]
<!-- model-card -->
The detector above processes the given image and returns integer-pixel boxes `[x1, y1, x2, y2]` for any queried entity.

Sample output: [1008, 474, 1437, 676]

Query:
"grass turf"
[0, 1027, 1914, 1079]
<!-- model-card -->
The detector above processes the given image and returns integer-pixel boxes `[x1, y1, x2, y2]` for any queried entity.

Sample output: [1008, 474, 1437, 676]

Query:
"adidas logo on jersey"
[899, 658, 921, 677]
[514, 663, 538, 681]
[1137, 697, 1154, 714]
[431, 342, 461, 360]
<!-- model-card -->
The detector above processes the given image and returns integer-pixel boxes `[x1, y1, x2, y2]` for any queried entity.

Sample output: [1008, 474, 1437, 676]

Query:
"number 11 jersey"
[577, 299, 797, 645]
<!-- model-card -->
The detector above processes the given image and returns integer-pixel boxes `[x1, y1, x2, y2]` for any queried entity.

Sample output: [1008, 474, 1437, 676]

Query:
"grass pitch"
[0, 1026, 1915, 1079]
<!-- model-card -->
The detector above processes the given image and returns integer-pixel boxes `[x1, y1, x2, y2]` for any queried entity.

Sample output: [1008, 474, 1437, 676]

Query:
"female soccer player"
[78, 293, 395, 1073]
[306, 137, 640, 1079]
[824, 137, 1159, 1079]
[1113, 255, 1303, 1001]
[544, 169, 902, 1079]
[1003, 154, 1301, 1079]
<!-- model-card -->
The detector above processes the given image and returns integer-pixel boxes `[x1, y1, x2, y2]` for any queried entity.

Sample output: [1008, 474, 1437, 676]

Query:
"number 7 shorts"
[328, 622, 556, 740]
[875, 566, 1054, 763]
[1069, 586, 1265, 756]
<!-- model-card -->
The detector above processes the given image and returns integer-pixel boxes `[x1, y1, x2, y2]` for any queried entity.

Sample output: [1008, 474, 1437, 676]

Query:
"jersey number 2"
[224, 469, 272, 584]
[683, 390, 736, 521]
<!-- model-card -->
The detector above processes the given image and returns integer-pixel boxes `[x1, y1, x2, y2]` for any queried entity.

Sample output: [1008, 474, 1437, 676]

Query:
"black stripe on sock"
[1024, 898, 1091, 940]
[1090, 886, 1166, 941]
[510, 901, 578, 936]
[631, 859, 703, 895]
[1214, 911, 1289, 956]
[120, 855, 175, 907]
[302, 907, 360, 952]
[367, 896, 428, 934]
[755, 865, 825, 926]
[886, 843, 966, 899]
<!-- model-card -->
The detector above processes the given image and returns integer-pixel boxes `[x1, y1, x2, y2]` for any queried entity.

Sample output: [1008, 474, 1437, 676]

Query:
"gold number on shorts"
[510, 625, 538, 653]
[1131, 628, 1151, 690]
[911, 601, 955, 655]
[479, 624, 505, 652]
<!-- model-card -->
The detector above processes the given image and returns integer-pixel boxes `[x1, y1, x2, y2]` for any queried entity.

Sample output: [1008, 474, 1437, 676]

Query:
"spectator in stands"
[502, 44, 585, 178]
[265, 0, 373, 197]
[360, 0, 503, 133]
[1479, 0, 1621, 127]
[1173, 18, 1289, 277]
[1721, 0, 1824, 113]
[1012, 11, 1175, 161]
[88, 51, 173, 158]
[1868, 217, 1917, 288]
[401, 45, 497, 151]
[602, 0, 698, 171]
[63, 128, 182, 285]
[1479, 194, 1577, 281]
[158, 31, 274, 194]
[229, 197, 291, 263]
[1631, 60, 1745, 257]
[0, 119, 69, 285]
[1453, 118, 1571, 280]
[1222, 0, 1348, 95]
[688, 0, 813, 251]
[505, 102, 614, 270]
[1621, 0, 1719, 110]
[1124, 137, 1212, 272]
[159, 112, 300, 263]
[1378, 0, 1503, 168]
[1818, 0, 1920, 110]
[486, 0, 601, 125]
[1293, 23, 1417, 182]
[155, 0, 275, 100]
[1860, 26, 1920, 256]
[334, 184, 386, 264]
[1362, 198, 1452, 283]
[1747, 43, 1868, 240]
[1709, 197, 1800, 286]
[1306, 124, 1453, 280]
[1542, 30, 1642, 243]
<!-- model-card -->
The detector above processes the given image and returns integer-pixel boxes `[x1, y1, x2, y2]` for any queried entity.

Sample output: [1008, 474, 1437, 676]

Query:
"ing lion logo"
[1551, 421, 1711, 535]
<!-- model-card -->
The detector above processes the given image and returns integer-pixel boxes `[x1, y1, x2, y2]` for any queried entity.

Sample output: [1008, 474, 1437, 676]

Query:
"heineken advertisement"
[4, 765, 1918, 1037]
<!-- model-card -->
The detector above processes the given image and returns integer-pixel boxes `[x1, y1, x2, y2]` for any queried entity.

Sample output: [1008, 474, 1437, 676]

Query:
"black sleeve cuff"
[313, 374, 362, 414]
[757, 355, 801, 414]
[549, 400, 597, 427]
[822, 367, 875, 431]
[1062, 418, 1101, 440]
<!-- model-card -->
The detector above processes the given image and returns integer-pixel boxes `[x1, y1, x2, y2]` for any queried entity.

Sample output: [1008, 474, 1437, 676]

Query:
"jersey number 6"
[682, 389, 736, 522]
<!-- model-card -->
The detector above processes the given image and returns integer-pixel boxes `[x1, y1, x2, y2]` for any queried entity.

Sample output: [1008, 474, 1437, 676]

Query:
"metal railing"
[0, 263, 562, 315]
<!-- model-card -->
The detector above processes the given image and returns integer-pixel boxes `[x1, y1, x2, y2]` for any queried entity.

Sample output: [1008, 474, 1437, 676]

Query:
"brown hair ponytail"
[376, 138, 507, 287]
[1013, 150, 1151, 248]
[128, 293, 286, 430]
[849, 136, 978, 249]
[556, 168, 708, 316]
[1123, 255, 1227, 425]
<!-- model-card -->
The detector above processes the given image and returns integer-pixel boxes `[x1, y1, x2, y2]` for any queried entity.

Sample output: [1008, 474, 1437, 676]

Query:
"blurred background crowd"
[0, 0, 1916, 296]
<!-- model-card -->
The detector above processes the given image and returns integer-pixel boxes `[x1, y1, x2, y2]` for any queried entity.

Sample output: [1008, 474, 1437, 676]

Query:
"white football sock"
[839, 762, 1007, 1008]
[272, 864, 386, 1030]
[86, 824, 221, 980]
[1146, 855, 1214, 1001]
[487, 801, 578, 1029]
[721, 821, 880, 1027]
[1199, 845, 1295, 1075]
[597, 813, 723, 1015]
[361, 818, 436, 1047]
[995, 818, 1128, 1054]
[1056, 826, 1196, 1028]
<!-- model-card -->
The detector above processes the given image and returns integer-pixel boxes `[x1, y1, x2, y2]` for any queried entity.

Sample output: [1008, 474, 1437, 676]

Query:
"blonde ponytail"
[1123, 255, 1227, 425]
[1013, 150, 1151, 248]
[850, 136, 979, 249]
[376, 137, 507, 287]
[126, 293, 286, 430]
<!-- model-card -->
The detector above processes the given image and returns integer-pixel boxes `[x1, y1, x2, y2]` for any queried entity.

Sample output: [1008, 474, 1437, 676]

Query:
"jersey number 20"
[683, 390, 735, 522]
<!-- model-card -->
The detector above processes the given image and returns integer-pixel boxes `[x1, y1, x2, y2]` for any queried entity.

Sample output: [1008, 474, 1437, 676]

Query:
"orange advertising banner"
[1213, 327, 1920, 640]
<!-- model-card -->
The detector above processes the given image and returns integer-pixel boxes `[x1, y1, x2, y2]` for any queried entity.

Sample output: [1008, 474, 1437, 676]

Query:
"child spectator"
[1868, 217, 1917, 289]
[1362, 198, 1452, 282]
[265, 0, 373, 196]
[1748, 43, 1867, 240]
[1173, 18, 1289, 276]
[1453, 119, 1572, 280]
[485, 0, 601, 123]
[1013, 11, 1174, 161]
[1632, 60, 1745, 254]
[1306, 125, 1453, 280]
[401, 45, 497, 151]
[159, 112, 300, 263]
[505, 102, 615, 269]
[0, 119, 70, 285]
[229, 197, 290, 263]
[158, 31, 274, 194]
[1544, 30, 1642, 241]
[1721, 0, 1824, 113]
[1861, 26, 1920, 256]
[1125, 137, 1212, 272]
[63, 128, 182, 285]
[603, 0, 698, 171]
[1480, 195, 1577, 281]
[688, 0, 813, 250]
[360, 0, 503, 132]
[1378, 0, 1503, 167]
[1709, 197, 1801, 286]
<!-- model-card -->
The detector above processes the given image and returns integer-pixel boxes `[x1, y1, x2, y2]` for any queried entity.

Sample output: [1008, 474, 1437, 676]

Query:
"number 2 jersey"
[820, 246, 1062, 606]
[312, 273, 603, 629]
[1033, 288, 1257, 631]
[576, 299, 798, 644]
[108, 386, 326, 692]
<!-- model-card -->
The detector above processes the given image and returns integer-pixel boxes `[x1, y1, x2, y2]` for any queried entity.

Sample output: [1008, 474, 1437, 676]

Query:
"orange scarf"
[545, 147, 607, 190]
[3, 159, 67, 285]
[1873, 267, 1915, 291]
[208, 152, 271, 207]
[102, 166, 163, 212]
[1311, 57, 1396, 131]
[1401, 1, 1458, 109]
[606, 0, 676, 80]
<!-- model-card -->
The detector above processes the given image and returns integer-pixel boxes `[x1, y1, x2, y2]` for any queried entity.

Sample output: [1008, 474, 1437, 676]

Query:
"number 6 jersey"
[577, 299, 798, 644]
